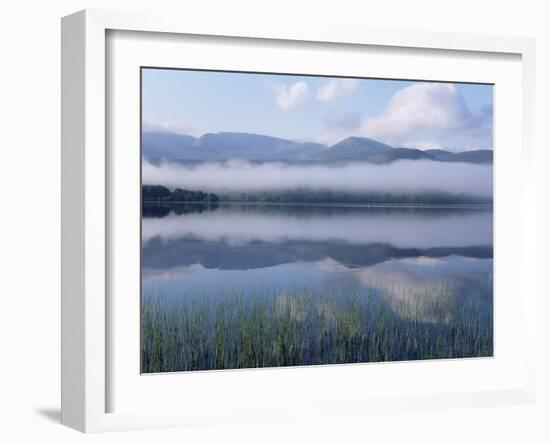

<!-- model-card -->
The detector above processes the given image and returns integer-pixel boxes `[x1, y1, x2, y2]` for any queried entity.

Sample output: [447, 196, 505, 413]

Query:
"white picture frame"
[61, 9, 537, 433]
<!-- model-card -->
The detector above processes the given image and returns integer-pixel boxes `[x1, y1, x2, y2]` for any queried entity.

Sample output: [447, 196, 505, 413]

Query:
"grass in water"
[141, 283, 493, 373]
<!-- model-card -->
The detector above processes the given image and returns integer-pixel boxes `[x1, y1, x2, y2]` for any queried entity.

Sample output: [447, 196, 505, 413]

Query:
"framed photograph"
[140, 69, 496, 374]
[61, 9, 537, 432]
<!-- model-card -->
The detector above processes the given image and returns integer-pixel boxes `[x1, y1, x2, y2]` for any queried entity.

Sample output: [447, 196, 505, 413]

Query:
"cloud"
[317, 78, 359, 102]
[142, 264, 201, 282]
[142, 159, 493, 197]
[355, 256, 492, 323]
[400, 140, 446, 150]
[142, 120, 195, 135]
[359, 83, 491, 145]
[275, 81, 310, 110]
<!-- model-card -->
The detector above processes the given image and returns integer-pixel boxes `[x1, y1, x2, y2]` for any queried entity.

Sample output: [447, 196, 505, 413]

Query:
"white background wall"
[0, 1, 548, 440]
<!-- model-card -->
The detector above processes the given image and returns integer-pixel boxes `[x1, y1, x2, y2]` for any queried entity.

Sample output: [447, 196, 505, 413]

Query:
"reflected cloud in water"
[142, 204, 493, 329]
[142, 204, 492, 249]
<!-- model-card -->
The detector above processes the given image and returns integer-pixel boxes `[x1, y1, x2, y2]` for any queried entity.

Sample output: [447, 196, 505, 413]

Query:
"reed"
[141, 284, 493, 373]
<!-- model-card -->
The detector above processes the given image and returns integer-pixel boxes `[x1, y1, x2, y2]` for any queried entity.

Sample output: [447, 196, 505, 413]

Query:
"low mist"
[142, 159, 493, 197]
[142, 209, 493, 248]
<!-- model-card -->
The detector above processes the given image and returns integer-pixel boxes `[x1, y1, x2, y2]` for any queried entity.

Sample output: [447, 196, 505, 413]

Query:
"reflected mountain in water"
[141, 203, 493, 292]
[141, 194, 493, 373]
[142, 203, 492, 275]
[142, 236, 491, 274]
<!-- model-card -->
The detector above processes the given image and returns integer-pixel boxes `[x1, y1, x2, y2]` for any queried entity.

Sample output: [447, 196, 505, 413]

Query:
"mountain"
[354, 147, 433, 164]
[424, 149, 452, 157]
[193, 132, 301, 160]
[142, 131, 325, 161]
[436, 150, 493, 165]
[143, 235, 492, 273]
[141, 130, 493, 165]
[312, 136, 392, 161]
[142, 132, 196, 160]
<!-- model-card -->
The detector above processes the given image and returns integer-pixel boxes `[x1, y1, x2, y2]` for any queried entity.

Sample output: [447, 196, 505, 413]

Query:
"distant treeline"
[142, 185, 491, 205]
[142, 185, 220, 203]
[218, 190, 492, 205]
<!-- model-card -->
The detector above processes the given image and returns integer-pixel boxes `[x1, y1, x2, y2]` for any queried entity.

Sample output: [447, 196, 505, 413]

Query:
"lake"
[141, 203, 493, 372]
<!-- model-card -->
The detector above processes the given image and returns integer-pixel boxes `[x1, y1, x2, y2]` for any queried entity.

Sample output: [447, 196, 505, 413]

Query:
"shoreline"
[141, 200, 493, 210]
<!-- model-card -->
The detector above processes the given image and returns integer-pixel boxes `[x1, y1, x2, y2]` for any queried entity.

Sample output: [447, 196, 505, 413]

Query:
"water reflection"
[142, 203, 491, 274]
[141, 203, 493, 371]
[142, 203, 492, 248]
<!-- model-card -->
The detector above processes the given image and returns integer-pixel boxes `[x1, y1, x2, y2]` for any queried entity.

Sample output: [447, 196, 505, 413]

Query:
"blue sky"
[142, 68, 493, 151]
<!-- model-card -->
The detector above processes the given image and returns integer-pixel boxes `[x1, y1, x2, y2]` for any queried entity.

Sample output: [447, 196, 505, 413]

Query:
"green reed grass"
[141, 284, 493, 373]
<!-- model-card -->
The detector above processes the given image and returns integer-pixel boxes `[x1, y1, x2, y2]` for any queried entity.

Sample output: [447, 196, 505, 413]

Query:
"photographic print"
[140, 69, 493, 373]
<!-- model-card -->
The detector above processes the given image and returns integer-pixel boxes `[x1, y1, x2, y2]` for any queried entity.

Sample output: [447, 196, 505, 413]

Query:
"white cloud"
[401, 257, 444, 266]
[275, 81, 310, 110]
[400, 140, 446, 150]
[317, 79, 359, 102]
[142, 120, 195, 135]
[359, 83, 491, 145]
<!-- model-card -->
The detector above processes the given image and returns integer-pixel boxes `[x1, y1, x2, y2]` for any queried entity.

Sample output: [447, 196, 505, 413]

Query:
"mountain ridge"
[142, 130, 493, 165]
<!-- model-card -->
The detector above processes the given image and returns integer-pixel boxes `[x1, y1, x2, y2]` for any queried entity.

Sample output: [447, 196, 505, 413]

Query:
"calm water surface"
[141, 203, 493, 372]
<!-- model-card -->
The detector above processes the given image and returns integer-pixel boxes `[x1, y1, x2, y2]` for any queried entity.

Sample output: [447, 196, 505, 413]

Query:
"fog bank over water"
[142, 159, 493, 197]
